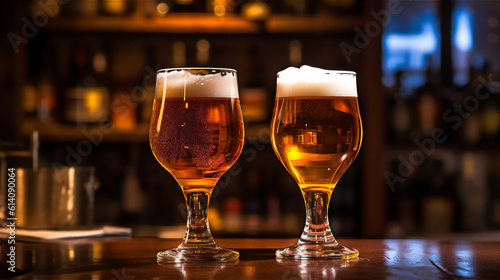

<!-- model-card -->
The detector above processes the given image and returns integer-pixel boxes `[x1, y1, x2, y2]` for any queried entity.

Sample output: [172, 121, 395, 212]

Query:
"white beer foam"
[155, 69, 239, 99]
[277, 65, 357, 98]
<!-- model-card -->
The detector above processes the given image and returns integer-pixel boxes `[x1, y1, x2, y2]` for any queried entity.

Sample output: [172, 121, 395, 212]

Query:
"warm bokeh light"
[214, 4, 226, 17]
[156, 2, 169, 16]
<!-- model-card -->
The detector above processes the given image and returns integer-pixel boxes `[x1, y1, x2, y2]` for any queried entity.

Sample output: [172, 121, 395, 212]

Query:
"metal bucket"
[16, 167, 95, 229]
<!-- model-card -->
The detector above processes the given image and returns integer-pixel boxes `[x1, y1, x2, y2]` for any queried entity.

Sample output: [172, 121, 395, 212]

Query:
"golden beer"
[271, 96, 361, 190]
[271, 66, 361, 260]
[150, 97, 244, 191]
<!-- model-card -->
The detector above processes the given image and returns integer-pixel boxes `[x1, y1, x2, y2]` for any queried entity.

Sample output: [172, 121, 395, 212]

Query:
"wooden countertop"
[1, 238, 498, 279]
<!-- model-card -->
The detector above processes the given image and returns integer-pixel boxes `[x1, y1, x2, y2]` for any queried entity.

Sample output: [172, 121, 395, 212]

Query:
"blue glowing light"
[383, 12, 439, 73]
[454, 8, 473, 52]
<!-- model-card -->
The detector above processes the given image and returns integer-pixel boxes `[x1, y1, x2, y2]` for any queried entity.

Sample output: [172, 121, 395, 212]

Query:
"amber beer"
[149, 69, 244, 192]
[150, 97, 244, 189]
[271, 68, 362, 190]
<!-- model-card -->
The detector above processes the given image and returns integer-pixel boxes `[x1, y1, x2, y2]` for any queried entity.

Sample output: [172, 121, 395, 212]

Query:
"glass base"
[157, 245, 239, 264]
[276, 241, 358, 260]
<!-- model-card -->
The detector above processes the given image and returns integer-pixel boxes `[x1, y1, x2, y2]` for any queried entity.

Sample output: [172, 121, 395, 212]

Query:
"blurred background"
[0, 0, 498, 240]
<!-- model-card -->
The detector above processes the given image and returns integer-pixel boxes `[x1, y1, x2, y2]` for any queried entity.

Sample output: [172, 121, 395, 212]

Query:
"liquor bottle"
[222, 197, 243, 234]
[240, 46, 268, 123]
[420, 160, 455, 235]
[37, 69, 57, 123]
[289, 40, 302, 67]
[120, 145, 145, 224]
[412, 66, 445, 138]
[63, 44, 110, 124]
[243, 167, 263, 235]
[456, 65, 483, 144]
[173, 41, 186, 68]
[386, 159, 417, 237]
[458, 153, 488, 231]
[387, 70, 412, 142]
[266, 193, 281, 234]
[479, 64, 500, 144]
[196, 39, 210, 66]
[22, 72, 37, 119]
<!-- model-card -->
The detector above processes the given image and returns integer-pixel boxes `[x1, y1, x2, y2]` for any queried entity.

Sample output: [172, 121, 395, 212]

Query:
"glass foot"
[276, 241, 358, 260]
[157, 245, 239, 264]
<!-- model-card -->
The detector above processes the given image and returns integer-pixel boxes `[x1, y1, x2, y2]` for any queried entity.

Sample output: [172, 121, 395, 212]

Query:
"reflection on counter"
[277, 258, 356, 280]
[5, 238, 497, 279]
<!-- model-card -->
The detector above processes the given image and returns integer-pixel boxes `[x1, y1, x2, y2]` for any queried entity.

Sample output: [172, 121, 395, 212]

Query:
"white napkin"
[0, 225, 131, 240]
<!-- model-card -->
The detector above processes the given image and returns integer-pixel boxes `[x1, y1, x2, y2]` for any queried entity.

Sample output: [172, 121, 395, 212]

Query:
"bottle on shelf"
[120, 145, 146, 224]
[266, 193, 281, 234]
[63, 44, 110, 124]
[420, 159, 455, 235]
[173, 41, 186, 68]
[478, 64, 500, 144]
[289, 40, 302, 67]
[386, 159, 417, 238]
[22, 71, 37, 119]
[412, 65, 446, 139]
[222, 197, 244, 234]
[243, 167, 263, 235]
[37, 69, 57, 123]
[455, 65, 484, 144]
[458, 153, 488, 232]
[386, 70, 412, 143]
[240, 46, 268, 123]
[196, 39, 211, 66]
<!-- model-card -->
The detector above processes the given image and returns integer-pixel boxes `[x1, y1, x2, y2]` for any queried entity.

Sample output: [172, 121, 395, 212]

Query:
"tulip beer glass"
[271, 66, 362, 259]
[149, 68, 244, 263]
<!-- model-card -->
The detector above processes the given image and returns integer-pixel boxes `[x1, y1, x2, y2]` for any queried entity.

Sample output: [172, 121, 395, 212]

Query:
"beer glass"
[149, 68, 244, 263]
[271, 66, 362, 259]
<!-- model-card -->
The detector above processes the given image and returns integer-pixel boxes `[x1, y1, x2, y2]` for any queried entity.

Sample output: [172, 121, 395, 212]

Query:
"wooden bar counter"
[1, 238, 498, 279]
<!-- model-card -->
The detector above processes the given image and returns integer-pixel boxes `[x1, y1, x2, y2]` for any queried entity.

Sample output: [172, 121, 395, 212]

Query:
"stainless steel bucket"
[16, 167, 95, 229]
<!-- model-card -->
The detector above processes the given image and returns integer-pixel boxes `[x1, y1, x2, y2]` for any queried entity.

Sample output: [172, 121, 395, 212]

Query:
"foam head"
[155, 68, 239, 99]
[277, 65, 357, 98]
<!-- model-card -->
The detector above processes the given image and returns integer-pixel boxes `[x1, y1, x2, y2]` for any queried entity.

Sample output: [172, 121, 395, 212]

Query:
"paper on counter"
[0, 225, 131, 241]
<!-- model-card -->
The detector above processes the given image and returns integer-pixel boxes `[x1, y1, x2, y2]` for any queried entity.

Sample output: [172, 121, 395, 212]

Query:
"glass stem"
[299, 188, 336, 245]
[180, 190, 216, 248]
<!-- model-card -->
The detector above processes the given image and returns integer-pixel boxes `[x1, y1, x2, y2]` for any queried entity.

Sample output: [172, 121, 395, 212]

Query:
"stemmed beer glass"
[149, 68, 244, 263]
[271, 66, 362, 259]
